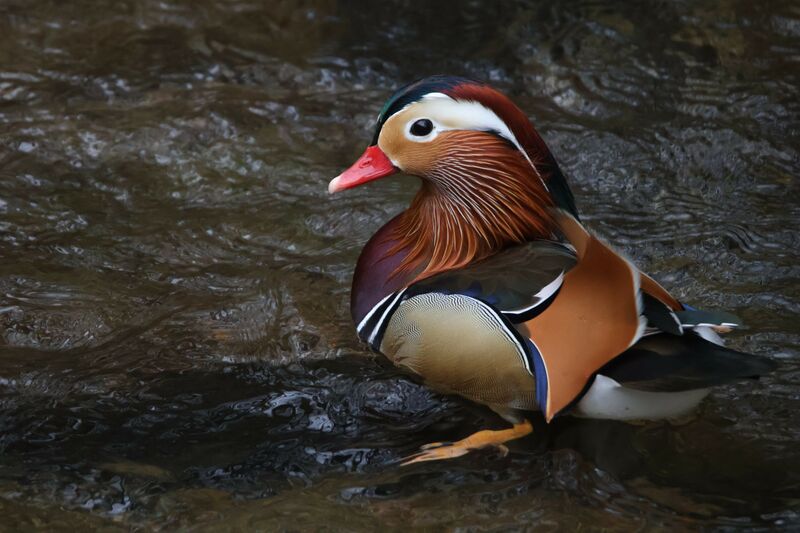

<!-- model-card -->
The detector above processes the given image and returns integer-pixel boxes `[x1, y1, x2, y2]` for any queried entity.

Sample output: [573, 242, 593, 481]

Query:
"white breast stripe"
[356, 292, 395, 335]
[367, 289, 407, 346]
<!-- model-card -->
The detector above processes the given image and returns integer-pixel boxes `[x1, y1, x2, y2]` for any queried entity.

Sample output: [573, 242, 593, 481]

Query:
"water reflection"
[0, 0, 798, 529]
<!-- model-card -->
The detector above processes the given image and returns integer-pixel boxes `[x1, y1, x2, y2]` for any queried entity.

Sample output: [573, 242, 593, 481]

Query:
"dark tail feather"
[642, 293, 682, 335]
[545, 164, 580, 220]
[600, 333, 777, 392]
[676, 308, 740, 328]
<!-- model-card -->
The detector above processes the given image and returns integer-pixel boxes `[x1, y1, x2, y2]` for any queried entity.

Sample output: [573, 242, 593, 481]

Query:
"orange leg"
[401, 419, 533, 466]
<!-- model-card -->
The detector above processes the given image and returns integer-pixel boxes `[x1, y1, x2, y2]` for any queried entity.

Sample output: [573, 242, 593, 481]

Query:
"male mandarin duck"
[328, 76, 775, 465]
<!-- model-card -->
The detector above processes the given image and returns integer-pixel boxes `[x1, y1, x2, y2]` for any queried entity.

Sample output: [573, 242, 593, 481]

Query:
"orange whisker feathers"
[386, 132, 555, 280]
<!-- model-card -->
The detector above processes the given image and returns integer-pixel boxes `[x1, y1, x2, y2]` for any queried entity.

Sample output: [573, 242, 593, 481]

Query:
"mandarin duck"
[329, 76, 775, 465]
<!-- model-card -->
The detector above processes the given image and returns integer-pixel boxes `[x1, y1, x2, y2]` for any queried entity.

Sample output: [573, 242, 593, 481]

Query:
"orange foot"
[401, 419, 533, 466]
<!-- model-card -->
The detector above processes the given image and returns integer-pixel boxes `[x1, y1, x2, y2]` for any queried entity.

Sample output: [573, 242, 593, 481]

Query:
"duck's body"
[330, 76, 775, 463]
[354, 215, 759, 424]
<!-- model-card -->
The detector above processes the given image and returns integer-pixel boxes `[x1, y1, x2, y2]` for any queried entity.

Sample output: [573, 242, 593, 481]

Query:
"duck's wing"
[405, 239, 578, 321]
[600, 333, 777, 392]
[356, 239, 577, 356]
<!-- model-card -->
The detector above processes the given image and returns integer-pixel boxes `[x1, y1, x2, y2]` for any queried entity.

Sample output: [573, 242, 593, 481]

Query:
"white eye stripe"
[394, 93, 548, 191]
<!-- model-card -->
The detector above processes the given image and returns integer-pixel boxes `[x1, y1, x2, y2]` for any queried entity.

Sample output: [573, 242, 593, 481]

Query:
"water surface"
[1, 0, 799, 529]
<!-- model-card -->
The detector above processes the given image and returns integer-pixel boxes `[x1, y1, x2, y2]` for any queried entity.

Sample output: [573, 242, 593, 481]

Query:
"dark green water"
[1, 0, 799, 530]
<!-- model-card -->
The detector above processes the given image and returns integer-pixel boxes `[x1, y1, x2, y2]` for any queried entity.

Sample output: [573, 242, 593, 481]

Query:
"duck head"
[330, 76, 578, 279]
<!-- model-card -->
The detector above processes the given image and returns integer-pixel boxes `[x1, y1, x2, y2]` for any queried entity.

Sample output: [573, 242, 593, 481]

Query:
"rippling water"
[1, 0, 799, 529]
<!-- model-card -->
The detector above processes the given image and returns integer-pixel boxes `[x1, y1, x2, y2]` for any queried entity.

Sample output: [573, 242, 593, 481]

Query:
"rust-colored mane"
[386, 132, 555, 281]
[446, 83, 555, 179]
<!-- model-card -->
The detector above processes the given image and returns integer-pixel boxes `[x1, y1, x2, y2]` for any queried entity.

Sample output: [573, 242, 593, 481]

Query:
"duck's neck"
[387, 165, 555, 281]
[350, 213, 417, 325]
[350, 147, 556, 325]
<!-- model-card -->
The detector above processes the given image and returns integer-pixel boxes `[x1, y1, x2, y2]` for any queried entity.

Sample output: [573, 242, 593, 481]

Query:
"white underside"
[574, 326, 722, 421]
[573, 374, 710, 421]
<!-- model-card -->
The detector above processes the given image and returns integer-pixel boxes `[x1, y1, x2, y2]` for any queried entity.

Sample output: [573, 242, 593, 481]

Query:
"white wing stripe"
[504, 271, 565, 315]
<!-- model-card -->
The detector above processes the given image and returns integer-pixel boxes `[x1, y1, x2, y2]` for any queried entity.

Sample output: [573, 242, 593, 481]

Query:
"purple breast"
[350, 214, 416, 326]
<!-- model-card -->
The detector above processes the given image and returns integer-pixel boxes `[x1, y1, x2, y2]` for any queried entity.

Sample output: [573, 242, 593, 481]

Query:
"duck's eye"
[410, 119, 434, 137]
